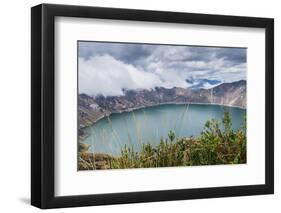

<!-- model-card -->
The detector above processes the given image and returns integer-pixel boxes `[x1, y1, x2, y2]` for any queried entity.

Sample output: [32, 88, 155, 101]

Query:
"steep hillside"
[78, 80, 246, 130]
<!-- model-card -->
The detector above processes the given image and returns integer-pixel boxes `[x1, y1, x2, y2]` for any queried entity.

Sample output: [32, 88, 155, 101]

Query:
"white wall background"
[0, 0, 279, 212]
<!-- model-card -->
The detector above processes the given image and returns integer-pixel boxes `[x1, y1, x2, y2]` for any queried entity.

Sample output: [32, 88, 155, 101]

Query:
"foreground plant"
[79, 109, 246, 170]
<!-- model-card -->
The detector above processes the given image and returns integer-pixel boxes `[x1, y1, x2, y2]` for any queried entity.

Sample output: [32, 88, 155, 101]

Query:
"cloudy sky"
[78, 41, 246, 96]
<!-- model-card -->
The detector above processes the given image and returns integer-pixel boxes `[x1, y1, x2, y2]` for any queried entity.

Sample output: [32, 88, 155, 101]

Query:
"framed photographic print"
[31, 3, 274, 209]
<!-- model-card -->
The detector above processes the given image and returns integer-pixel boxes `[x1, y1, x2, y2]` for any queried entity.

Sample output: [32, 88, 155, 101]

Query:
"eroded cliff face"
[78, 80, 246, 129]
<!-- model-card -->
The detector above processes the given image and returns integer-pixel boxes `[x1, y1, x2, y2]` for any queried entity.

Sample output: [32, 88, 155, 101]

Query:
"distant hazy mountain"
[78, 80, 246, 128]
[186, 78, 222, 89]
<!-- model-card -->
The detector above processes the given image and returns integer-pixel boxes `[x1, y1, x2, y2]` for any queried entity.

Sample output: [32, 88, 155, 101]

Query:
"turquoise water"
[83, 104, 246, 156]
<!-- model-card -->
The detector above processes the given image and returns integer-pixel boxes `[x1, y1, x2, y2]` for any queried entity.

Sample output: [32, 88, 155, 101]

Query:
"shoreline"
[81, 102, 246, 130]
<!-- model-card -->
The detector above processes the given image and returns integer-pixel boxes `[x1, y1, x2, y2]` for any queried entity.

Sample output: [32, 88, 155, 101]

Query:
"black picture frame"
[31, 3, 274, 209]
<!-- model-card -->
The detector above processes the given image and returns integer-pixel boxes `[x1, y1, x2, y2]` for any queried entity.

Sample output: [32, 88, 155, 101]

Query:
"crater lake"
[82, 104, 246, 156]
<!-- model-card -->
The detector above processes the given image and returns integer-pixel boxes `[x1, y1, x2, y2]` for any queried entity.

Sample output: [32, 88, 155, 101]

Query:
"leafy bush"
[79, 109, 246, 170]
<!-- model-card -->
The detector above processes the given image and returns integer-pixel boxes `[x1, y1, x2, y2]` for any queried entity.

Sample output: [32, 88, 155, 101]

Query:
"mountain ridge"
[78, 80, 246, 130]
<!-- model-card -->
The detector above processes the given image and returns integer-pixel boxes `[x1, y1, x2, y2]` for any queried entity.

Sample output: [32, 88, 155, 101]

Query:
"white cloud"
[78, 43, 247, 96]
[79, 55, 189, 96]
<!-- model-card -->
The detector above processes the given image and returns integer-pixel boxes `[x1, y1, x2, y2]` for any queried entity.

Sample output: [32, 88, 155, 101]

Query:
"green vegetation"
[79, 109, 246, 170]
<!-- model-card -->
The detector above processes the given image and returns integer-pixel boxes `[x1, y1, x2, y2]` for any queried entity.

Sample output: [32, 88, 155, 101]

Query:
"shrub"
[79, 109, 246, 169]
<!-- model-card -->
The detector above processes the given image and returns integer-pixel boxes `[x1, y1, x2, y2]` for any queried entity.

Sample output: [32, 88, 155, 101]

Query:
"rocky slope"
[78, 80, 246, 130]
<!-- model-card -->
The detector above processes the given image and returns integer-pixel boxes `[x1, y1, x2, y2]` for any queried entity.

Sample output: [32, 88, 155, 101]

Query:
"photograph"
[78, 41, 247, 170]
[29, 2, 274, 209]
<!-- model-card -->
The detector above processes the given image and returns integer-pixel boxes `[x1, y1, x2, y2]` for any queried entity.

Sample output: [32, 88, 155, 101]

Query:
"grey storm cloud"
[79, 42, 152, 64]
[78, 41, 246, 96]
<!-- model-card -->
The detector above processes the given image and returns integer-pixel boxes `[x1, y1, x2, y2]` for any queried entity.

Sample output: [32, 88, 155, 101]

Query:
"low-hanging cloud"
[79, 55, 189, 96]
[78, 42, 247, 96]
